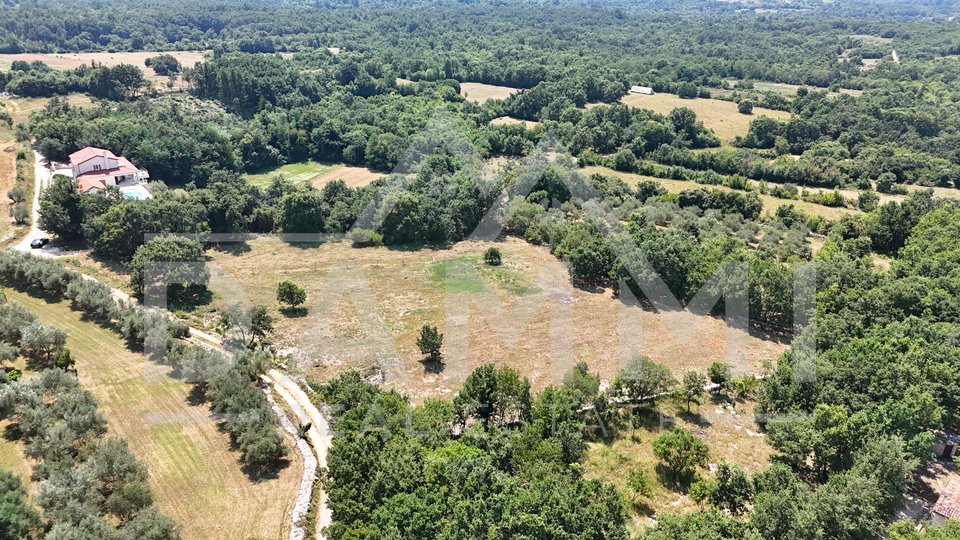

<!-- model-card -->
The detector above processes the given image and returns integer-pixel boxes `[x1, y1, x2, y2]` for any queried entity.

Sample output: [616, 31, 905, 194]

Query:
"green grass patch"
[431, 256, 540, 296]
[244, 160, 341, 188]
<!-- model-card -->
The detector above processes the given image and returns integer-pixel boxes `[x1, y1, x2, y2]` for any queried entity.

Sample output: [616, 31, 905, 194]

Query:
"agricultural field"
[583, 165, 860, 221]
[244, 160, 381, 189]
[4, 288, 302, 540]
[0, 51, 207, 88]
[585, 400, 772, 533]
[459, 82, 521, 103]
[204, 236, 786, 402]
[613, 92, 791, 143]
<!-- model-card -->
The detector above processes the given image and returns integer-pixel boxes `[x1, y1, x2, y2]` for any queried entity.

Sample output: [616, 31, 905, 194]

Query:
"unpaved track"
[14, 149, 333, 538]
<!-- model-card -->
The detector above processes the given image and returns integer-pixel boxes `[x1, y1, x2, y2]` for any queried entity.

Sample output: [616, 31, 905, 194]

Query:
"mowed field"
[244, 160, 382, 189]
[5, 289, 301, 540]
[205, 236, 786, 402]
[459, 82, 520, 103]
[0, 51, 208, 86]
[583, 165, 860, 221]
[614, 93, 791, 143]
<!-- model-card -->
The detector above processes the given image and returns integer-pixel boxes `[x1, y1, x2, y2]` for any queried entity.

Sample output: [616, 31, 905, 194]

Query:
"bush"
[737, 100, 754, 115]
[276, 280, 306, 309]
[483, 247, 502, 266]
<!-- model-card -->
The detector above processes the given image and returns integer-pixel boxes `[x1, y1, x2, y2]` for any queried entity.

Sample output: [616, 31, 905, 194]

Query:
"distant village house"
[630, 85, 655, 95]
[69, 147, 152, 199]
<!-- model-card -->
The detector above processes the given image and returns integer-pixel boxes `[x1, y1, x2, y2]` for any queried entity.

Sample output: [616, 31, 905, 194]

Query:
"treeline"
[0, 60, 149, 100]
[0, 297, 179, 539]
[5, 0, 958, 92]
[0, 250, 288, 472]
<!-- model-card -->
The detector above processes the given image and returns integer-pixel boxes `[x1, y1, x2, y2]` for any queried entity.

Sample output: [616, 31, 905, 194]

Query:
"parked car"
[29, 238, 49, 249]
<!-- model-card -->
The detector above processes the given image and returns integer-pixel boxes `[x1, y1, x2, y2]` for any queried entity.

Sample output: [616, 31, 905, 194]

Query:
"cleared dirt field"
[6, 289, 301, 540]
[460, 82, 520, 103]
[490, 116, 540, 127]
[584, 165, 859, 221]
[310, 165, 382, 189]
[0, 51, 207, 87]
[205, 236, 786, 402]
[245, 161, 382, 189]
[613, 93, 790, 143]
[585, 400, 771, 533]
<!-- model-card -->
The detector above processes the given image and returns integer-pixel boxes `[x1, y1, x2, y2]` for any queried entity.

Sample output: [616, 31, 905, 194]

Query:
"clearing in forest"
[0, 51, 208, 84]
[613, 92, 791, 143]
[459, 82, 521, 103]
[490, 116, 540, 127]
[5, 288, 302, 540]
[204, 236, 786, 402]
[244, 160, 382, 189]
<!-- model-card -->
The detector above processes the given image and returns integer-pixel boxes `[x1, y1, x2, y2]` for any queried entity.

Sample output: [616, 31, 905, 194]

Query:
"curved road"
[13, 149, 333, 539]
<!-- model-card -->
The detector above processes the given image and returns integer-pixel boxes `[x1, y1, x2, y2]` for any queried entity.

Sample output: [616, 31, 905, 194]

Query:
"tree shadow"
[242, 457, 291, 482]
[631, 499, 656, 517]
[2, 421, 23, 443]
[654, 463, 695, 493]
[208, 240, 252, 256]
[279, 306, 309, 318]
[677, 408, 712, 428]
[419, 355, 445, 374]
[186, 384, 208, 406]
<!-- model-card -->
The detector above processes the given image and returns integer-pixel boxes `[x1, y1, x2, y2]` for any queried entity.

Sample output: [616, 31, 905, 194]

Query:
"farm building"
[630, 85, 655, 95]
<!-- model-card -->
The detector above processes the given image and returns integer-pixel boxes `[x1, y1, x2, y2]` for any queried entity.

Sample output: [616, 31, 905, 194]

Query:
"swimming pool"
[119, 184, 153, 200]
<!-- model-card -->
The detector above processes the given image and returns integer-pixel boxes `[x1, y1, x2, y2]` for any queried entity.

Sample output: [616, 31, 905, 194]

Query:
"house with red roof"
[69, 147, 150, 195]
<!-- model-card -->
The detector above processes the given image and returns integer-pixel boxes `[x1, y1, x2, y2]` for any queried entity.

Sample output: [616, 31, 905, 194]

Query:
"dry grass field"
[0, 94, 94, 133]
[459, 82, 520, 103]
[0, 141, 17, 242]
[584, 400, 772, 534]
[205, 236, 786, 402]
[0, 51, 207, 88]
[489, 116, 540, 128]
[583, 165, 860, 221]
[6, 289, 301, 540]
[244, 161, 381, 189]
[611, 93, 790, 143]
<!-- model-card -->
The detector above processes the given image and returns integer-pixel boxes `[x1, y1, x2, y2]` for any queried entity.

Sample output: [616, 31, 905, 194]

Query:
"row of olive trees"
[0, 295, 74, 376]
[0, 354, 178, 538]
[0, 250, 287, 473]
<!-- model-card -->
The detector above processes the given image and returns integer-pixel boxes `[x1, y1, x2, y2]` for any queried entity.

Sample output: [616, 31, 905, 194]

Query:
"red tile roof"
[934, 479, 960, 520]
[74, 157, 142, 193]
[68, 146, 117, 166]
[77, 177, 107, 194]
